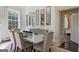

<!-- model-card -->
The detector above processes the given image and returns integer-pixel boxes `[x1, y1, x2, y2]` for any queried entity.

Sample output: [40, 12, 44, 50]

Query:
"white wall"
[24, 6, 79, 43]
[0, 7, 3, 42]
[25, 6, 56, 38]
[53, 6, 79, 43]
[0, 6, 26, 40]
[71, 13, 78, 43]
[25, 6, 47, 31]
[0, 7, 8, 40]
[25, 6, 46, 14]
[0, 24, 2, 42]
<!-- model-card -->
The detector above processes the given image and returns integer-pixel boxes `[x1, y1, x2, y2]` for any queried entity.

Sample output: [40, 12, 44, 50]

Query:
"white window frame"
[8, 8, 20, 30]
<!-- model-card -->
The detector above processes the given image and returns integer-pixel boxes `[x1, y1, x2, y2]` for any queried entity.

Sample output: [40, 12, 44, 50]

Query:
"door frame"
[59, 8, 78, 50]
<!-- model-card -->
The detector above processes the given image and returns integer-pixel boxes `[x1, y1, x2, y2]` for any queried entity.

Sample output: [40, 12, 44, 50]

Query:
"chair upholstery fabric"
[34, 32, 54, 52]
[14, 29, 32, 51]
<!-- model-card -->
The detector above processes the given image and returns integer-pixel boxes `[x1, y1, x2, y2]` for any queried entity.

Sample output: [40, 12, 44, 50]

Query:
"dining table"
[23, 32, 44, 44]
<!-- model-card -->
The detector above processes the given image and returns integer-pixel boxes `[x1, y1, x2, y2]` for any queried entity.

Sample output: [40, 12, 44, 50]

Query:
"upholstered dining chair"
[14, 29, 32, 52]
[33, 32, 54, 52]
[8, 30, 16, 52]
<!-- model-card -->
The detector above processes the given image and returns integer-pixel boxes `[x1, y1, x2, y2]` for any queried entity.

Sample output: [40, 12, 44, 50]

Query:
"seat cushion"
[33, 42, 43, 51]
[22, 41, 32, 49]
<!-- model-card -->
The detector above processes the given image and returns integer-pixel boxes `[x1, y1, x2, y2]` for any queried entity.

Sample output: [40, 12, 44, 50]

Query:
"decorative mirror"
[29, 13, 32, 26]
[26, 14, 29, 26]
[46, 6, 51, 25]
[40, 9, 45, 26]
[36, 10, 39, 25]
[31, 12, 36, 26]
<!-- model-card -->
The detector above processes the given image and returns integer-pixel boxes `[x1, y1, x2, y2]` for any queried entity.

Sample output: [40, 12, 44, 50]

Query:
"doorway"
[60, 8, 78, 52]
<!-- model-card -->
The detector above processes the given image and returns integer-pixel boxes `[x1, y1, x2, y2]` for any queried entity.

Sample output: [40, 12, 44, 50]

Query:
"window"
[26, 15, 29, 26]
[46, 7, 51, 25]
[26, 10, 39, 26]
[36, 10, 39, 25]
[40, 9, 45, 26]
[32, 12, 36, 26]
[29, 13, 32, 26]
[8, 9, 20, 30]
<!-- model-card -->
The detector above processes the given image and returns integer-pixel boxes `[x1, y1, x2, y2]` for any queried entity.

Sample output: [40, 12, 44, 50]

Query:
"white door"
[71, 13, 78, 43]
[71, 13, 78, 51]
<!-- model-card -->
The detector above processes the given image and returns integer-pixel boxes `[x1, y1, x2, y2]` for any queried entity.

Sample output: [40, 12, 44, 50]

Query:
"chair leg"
[22, 49, 24, 52]
[25, 47, 31, 52]
[31, 46, 33, 51]
[17, 47, 19, 52]
[29, 47, 33, 52]
[33, 49, 36, 52]
[49, 48, 51, 52]
[27, 45, 33, 52]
